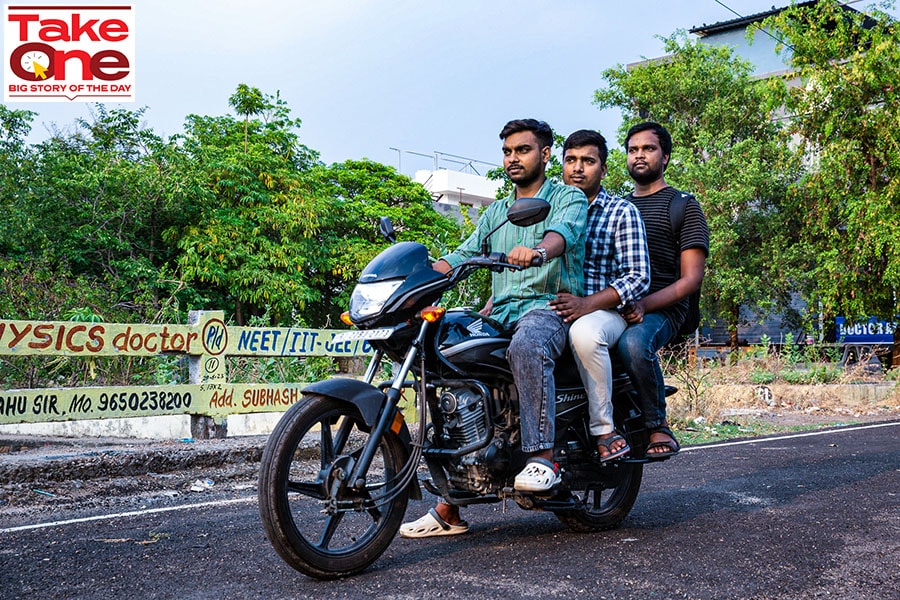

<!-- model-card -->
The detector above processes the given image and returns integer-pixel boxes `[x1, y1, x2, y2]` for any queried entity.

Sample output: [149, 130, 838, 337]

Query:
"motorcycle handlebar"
[459, 252, 543, 273]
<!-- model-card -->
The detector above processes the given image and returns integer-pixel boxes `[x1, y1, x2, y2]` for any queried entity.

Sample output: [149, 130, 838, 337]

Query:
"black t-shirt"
[625, 186, 709, 328]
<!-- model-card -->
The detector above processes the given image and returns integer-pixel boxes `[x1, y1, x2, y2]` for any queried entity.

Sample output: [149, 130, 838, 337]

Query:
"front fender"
[302, 378, 415, 447]
[303, 378, 385, 427]
[303, 377, 421, 500]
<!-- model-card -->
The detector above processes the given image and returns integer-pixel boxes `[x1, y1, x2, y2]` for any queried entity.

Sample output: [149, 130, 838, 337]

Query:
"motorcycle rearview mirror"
[479, 197, 552, 256]
[379, 217, 396, 243]
[507, 197, 551, 227]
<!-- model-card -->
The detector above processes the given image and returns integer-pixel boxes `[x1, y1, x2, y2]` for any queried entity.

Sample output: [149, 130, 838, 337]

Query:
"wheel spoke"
[332, 415, 355, 455]
[317, 512, 345, 548]
[320, 418, 335, 467]
[287, 479, 326, 499]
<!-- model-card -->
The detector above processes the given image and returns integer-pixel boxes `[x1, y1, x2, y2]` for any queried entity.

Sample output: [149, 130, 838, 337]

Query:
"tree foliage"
[594, 33, 802, 346]
[0, 85, 461, 333]
[760, 0, 900, 323]
[167, 89, 460, 327]
[169, 89, 326, 325]
[0, 105, 198, 322]
[309, 159, 460, 326]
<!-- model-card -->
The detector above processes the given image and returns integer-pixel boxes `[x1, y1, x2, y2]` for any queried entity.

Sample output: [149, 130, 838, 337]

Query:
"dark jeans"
[615, 312, 675, 431]
[507, 309, 569, 453]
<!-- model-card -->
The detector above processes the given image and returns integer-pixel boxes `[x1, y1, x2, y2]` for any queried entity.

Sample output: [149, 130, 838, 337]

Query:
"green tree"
[594, 33, 801, 347]
[761, 1, 900, 337]
[229, 83, 266, 153]
[0, 105, 37, 256]
[170, 86, 325, 326]
[1, 106, 197, 322]
[311, 159, 461, 326]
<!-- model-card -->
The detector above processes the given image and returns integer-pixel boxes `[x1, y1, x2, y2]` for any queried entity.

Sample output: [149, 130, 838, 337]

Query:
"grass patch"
[673, 418, 863, 446]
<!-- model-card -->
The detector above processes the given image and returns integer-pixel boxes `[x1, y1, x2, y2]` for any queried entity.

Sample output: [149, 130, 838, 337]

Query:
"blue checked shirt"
[442, 179, 587, 325]
[583, 188, 650, 308]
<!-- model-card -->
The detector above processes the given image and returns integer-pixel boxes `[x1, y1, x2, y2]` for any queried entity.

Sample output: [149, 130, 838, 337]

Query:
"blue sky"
[6, 0, 897, 175]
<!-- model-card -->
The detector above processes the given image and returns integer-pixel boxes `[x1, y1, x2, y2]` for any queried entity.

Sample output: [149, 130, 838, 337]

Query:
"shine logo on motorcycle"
[257, 199, 670, 579]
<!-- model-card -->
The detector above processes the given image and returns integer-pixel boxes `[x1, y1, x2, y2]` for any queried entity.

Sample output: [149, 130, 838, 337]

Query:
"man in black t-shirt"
[617, 122, 709, 457]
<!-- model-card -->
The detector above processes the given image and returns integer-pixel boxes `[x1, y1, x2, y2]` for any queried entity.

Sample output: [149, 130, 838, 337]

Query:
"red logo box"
[4, 4, 135, 102]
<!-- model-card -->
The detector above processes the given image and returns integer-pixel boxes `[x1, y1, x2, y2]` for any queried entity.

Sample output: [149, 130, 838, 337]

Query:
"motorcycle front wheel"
[258, 393, 410, 579]
[555, 462, 643, 532]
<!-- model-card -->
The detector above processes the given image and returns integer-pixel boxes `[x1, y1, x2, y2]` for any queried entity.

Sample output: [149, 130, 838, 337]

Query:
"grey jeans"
[506, 309, 569, 453]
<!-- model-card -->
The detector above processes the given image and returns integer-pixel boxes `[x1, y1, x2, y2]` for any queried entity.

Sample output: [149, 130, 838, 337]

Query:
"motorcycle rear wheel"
[555, 462, 643, 532]
[258, 393, 410, 579]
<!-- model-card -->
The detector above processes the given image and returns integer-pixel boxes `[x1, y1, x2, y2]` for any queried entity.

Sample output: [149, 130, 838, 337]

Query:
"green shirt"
[443, 179, 587, 324]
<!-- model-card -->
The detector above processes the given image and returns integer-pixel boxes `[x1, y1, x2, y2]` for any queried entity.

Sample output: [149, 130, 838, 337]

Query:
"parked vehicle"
[258, 198, 675, 579]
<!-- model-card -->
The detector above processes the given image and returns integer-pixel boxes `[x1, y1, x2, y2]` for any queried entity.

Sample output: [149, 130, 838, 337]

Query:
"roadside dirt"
[0, 437, 266, 523]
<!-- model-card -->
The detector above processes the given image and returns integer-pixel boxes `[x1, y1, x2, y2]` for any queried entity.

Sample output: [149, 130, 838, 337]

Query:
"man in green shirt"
[400, 118, 587, 538]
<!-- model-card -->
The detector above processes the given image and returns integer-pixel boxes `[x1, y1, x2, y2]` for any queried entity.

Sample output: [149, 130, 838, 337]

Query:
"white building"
[414, 168, 501, 222]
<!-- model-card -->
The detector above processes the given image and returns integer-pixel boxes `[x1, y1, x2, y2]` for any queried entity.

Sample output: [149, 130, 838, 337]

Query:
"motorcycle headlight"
[349, 279, 403, 321]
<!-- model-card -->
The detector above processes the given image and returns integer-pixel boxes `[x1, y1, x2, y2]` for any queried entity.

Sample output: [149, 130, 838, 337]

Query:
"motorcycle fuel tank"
[435, 309, 511, 374]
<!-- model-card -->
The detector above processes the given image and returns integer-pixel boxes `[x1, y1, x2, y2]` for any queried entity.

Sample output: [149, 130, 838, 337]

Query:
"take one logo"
[4, 5, 135, 102]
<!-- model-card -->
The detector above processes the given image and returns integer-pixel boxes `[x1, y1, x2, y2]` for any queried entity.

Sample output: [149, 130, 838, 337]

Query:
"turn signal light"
[390, 409, 405, 435]
[340, 311, 354, 326]
[419, 306, 446, 323]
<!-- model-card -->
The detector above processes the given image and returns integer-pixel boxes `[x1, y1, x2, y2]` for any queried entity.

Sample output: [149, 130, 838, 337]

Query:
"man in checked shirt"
[550, 129, 651, 462]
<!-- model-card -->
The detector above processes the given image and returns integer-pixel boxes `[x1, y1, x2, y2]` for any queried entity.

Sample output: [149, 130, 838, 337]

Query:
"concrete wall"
[0, 412, 284, 439]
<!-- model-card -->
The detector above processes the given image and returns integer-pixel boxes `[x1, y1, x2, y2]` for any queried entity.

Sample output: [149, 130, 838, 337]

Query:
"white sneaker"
[514, 458, 561, 492]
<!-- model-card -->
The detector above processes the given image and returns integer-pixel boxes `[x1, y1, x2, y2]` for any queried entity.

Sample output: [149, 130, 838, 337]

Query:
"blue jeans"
[615, 312, 675, 431]
[507, 309, 569, 453]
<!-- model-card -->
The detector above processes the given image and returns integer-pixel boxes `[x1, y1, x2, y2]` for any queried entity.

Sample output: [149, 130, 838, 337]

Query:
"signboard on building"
[835, 317, 897, 344]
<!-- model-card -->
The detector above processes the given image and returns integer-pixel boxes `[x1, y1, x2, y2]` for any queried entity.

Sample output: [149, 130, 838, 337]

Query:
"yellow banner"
[0, 311, 377, 425]
[228, 326, 376, 357]
[0, 320, 376, 358]
[0, 320, 201, 357]
[0, 383, 312, 424]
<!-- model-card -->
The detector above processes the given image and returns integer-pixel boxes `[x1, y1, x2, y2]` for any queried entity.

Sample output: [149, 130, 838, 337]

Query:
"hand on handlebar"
[506, 245, 543, 269]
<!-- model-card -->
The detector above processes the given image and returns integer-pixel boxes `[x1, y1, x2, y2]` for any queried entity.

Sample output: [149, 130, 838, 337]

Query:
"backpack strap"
[668, 190, 694, 274]
[668, 190, 692, 247]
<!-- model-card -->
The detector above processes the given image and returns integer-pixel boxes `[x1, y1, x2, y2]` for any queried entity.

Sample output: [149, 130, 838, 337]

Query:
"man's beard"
[628, 163, 662, 185]
[508, 166, 542, 189]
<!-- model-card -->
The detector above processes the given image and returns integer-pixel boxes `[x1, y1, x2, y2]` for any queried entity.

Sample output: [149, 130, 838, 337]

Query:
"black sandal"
[646, 425, 680, 458]
[596, 433, 631, 463]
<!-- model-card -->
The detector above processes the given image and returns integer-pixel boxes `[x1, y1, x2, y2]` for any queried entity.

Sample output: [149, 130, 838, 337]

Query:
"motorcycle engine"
[437, 385, 512, 493]
[439, 387, 486, 448]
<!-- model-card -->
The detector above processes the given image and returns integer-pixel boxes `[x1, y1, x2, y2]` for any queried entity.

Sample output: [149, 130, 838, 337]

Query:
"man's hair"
[563, 130, 608, 165]
[499, 118, 554, 150]
[624, 121, 672, 158]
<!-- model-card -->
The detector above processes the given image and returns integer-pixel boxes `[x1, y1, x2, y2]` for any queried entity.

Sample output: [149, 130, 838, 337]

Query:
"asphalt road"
[2, 422, 898, 600]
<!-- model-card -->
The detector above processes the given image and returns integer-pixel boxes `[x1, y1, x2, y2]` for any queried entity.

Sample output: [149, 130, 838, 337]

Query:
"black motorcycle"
[258, 198, 674, 579]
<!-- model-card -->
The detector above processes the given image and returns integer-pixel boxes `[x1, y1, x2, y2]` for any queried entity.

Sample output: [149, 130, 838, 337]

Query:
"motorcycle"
[258, 198, 675, 579]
